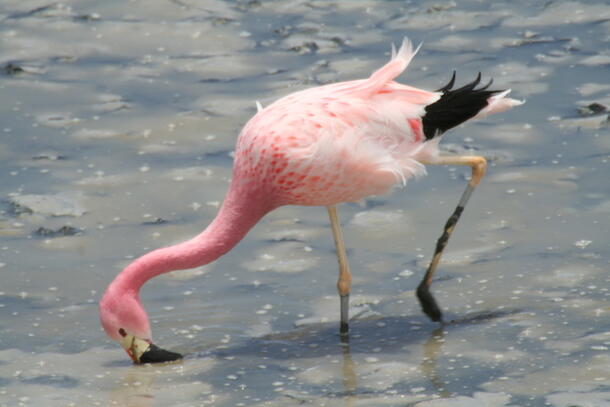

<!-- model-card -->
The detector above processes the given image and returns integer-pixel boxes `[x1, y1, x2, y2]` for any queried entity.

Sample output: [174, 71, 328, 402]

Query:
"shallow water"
[1, 0, 609, 406]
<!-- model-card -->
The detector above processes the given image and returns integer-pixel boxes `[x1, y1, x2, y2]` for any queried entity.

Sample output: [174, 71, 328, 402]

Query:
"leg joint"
[471, 155, 487, 168]
[337, 276, 352, 297]
[469, 156, 487, 186]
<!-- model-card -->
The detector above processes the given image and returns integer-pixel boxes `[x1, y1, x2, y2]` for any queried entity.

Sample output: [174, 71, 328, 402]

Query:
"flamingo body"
[99, 39, 522, 362]
[235, 44, 439, 206]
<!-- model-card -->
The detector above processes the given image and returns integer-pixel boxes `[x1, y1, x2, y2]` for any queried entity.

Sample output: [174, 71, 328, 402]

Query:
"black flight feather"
[422, 72, 502, 140]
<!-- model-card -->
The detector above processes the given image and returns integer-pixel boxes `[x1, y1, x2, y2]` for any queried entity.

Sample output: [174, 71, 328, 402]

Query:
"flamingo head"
[99, 287, 182, 364]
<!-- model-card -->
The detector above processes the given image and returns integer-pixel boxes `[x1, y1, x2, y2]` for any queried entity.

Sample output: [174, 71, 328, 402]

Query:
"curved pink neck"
[111, 180, 275, 293]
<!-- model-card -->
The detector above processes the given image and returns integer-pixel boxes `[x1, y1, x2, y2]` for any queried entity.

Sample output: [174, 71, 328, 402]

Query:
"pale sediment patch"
[243, 241, 319, 273]
[503, 1, 610, 27]
[8, 192, 86, 217]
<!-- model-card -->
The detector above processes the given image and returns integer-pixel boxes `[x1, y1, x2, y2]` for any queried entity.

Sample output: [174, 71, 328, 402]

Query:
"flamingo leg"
[327, 205, 352, 335]
[417, 155, 487, 323]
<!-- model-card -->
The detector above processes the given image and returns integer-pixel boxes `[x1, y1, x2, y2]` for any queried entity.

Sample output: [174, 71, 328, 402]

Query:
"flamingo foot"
[416, 282, 443, 323]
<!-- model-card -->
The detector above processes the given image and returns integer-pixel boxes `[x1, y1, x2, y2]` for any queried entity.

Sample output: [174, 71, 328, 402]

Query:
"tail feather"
[358, 37, 421, 94]
[474, 89, 524, 119]
[422, 73, 521, 140]
[436, 71, 456, 93]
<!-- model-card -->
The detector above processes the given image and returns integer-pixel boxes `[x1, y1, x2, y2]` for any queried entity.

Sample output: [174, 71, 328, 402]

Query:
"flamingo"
[99, 38, 523, 364]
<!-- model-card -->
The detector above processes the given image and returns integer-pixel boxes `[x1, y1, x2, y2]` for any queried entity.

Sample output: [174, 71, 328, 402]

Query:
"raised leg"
[327, 205, 352, 335]
[417, 156, 487, 322]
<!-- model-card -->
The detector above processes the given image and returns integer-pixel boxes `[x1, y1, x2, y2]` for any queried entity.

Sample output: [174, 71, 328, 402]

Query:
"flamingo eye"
[118, 328, 127, 337]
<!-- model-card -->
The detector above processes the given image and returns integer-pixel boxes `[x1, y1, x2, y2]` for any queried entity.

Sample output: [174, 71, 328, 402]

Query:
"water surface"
[1, 0, 609, 406]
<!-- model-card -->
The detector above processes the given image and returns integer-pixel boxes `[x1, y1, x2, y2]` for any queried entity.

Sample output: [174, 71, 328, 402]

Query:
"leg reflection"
[108, 366, 156, 407]
[421, 327, 452, 398]
[340, 335, 357, 406]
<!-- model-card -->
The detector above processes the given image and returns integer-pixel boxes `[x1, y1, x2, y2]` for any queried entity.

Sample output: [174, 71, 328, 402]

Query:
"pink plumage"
[235, 39, 520, 205]
[99, 38, 523, 363]
[237, 41, 434, 206]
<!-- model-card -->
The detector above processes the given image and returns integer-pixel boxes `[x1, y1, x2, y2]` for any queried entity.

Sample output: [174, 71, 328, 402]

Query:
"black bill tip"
[138, 343, 183, 364]
[416, 284, 444, 323]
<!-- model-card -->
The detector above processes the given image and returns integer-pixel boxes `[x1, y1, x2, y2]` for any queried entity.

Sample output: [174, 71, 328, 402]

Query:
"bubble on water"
[72, 128, 125, 139]
[574, 239, 592, 249]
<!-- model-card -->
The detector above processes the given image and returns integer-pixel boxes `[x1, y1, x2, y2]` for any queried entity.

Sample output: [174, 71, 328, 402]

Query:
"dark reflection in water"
[105, 310, 520, 407]
[106, 309, 522, 406]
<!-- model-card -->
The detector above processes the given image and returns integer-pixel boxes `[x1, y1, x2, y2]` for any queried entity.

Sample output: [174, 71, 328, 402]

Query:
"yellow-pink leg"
[327, 205, 352, 335]
[417, 155, 487, 322]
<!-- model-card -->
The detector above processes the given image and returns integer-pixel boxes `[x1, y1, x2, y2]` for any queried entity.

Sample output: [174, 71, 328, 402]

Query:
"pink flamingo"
[100, 39, 523, 363]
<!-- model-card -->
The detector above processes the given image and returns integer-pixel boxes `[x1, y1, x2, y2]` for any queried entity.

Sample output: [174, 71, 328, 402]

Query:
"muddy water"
[1, 0, 609, 406]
